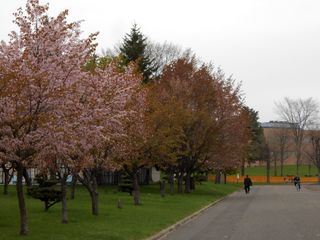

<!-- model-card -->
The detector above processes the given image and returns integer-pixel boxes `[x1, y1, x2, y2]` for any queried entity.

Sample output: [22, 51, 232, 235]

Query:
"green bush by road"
[0, 182, 240, 240]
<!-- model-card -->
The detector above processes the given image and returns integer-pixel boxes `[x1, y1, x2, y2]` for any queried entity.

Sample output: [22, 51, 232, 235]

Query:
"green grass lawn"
[0, 182, 240, 240]
[244, 164, 318, 176]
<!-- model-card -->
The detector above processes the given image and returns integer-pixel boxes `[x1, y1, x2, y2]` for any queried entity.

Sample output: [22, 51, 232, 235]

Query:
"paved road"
[163, 185, 320, 240]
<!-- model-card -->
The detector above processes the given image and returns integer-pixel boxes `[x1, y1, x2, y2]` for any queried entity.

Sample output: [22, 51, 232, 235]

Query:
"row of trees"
[0, 0, 260, 236]
[263, 97, 320, 179]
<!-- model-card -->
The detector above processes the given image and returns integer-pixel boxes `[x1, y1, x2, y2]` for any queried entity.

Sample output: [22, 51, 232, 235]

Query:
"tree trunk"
[90, 175, 99, 216]
[77, 170, 99, 215]
[133, 171, 140, 205]
[3, 168, 10, 195]
[191, 176, 195, 190]
[177, 172, 183, 193]
[16, 164, 28, 235]
[169, 172, 174, 194]
[240, 158, 245, 176]
[184, 172, 191, 193]
[61, 177, 68, 224]
[90, 191, 99, 215]
[223, 173, 227, 184]
[296, 151, 301, 176]
[215, 171, 221, 184]
[70, 174, 77, 200]
[266, 157, 270, 183]
[23, 167, 32, 187]
[146, 168, 151, 184]
[160, 180, 165, 197]
[274, 155, 277, 176]
[280, 152, 284, 177]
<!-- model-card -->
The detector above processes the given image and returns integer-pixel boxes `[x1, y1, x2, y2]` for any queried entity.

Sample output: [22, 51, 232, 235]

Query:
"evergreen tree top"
[119, 23, 157, 83]
[120, 24, 147, 62]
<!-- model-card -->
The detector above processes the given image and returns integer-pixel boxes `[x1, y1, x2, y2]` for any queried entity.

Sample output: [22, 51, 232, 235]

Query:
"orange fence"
[208, 175, 320, 183]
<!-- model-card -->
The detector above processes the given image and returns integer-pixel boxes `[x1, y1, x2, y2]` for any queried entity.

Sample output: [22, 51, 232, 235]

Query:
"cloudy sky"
[1, 0, 320, 122]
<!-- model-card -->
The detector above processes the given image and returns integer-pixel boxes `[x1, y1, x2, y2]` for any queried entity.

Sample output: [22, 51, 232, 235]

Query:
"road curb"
[145, 191, 238, 240]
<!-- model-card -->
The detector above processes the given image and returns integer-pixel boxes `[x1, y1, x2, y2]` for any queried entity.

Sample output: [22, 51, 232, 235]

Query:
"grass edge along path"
[145, 192, 237, 240]
[0, 182, 240, 240]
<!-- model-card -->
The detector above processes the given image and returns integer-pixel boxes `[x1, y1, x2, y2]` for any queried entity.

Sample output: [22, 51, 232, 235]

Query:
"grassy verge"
[244, 165, 318, 176]
[0, 182, 240, 240]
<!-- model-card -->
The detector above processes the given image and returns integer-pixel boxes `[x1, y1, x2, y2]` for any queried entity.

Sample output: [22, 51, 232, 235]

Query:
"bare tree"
[277, 127, 290, 176]
[264, 123, 291, 176]
[103, 40, 194, 80]
[304, 129, 320, 181]
[275, 97, 319, 175]
[145, 41, 192, 77]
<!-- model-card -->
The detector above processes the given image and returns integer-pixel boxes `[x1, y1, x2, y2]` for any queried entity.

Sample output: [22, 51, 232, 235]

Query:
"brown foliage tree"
[148, 57, 249, 190]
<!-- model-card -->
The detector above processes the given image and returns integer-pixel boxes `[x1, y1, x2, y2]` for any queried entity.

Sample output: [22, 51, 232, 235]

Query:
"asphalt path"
[163, 184, 320, 240]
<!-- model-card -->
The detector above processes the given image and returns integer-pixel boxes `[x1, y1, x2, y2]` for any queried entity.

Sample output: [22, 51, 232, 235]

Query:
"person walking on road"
[293, 175, 301, 191]
[244, 175, 253, 194]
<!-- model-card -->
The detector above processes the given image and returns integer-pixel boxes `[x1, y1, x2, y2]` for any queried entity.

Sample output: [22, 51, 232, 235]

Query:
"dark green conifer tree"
[119, 24, 157, 83]
[241, 106, 266, 175]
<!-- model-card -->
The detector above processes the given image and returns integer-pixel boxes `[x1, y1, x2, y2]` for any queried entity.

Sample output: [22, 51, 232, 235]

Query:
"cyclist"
[293, 175, 301, 191]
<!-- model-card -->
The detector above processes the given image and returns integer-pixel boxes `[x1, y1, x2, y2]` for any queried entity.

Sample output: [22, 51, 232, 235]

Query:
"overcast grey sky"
[1, 0, 320, 122]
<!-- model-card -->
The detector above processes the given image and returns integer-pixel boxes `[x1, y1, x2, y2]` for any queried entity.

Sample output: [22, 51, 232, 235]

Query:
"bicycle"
[295, 182, 301, 191]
